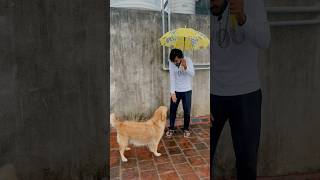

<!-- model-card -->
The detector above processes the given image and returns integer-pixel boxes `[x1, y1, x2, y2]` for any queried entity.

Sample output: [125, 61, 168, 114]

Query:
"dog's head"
[153, 106, 168, 122]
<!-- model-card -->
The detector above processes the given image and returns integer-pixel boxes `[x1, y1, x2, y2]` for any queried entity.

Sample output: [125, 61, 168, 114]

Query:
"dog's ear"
[161, 108, 168, 121]
[155, 106, 168, 122]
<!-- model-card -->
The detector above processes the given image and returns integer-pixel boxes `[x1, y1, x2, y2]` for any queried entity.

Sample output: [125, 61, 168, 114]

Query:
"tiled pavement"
[110, 116, 320, 180]
[110, 117, 210, 180]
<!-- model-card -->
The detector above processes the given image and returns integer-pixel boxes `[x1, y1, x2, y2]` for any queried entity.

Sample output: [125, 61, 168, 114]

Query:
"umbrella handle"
[184, 25, 186, 51]
[230, 15, 237, 29]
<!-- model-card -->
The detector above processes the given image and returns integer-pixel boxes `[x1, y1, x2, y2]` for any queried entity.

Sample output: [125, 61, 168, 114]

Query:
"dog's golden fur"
[110, 106, 168, 162]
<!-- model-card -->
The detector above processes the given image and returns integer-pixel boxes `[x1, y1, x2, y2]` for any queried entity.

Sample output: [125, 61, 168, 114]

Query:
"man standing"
[210, 0, 270, 179]
[166, 48, 195, 138]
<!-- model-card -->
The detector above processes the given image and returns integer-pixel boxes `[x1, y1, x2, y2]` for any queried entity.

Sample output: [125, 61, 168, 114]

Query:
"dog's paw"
[121, 157, 128, 162]
[154, 152, 161, 157]
[125, 147, 131, 151]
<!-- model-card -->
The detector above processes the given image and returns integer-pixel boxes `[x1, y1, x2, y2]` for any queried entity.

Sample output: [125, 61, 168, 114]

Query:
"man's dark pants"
[210, 89, 262, 180]
[169, 90, 192, 131]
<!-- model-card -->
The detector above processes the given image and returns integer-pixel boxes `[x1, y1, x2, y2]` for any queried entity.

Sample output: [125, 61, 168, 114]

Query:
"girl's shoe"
[183, 130, 191, 138]
[166, 129, 174, 138]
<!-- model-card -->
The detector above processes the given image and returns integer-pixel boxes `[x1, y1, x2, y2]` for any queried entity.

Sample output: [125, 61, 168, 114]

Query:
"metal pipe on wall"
[270, 19, 320, 26]
[161, 6, 320, 70]
[266, 6, 320, 13]
[161, 0, 168, 70]
[161, 0, 210, 71]
[267, 6, 320, 26]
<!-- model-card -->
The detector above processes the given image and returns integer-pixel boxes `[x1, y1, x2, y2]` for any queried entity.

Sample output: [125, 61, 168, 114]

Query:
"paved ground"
[110, 117, 211, 180]
[110, 116, 320, 180]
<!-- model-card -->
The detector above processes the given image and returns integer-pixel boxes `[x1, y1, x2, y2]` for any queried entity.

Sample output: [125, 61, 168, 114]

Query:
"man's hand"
[181, 59, 187, 70]
[229, 0, 246, 26]
[171, 93, 177, 103]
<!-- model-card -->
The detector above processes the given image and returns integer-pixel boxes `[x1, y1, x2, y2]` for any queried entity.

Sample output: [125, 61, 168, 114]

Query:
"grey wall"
[215, 0, 320, 177]
[110, 8, 210, 118]
[0, 0, 107, 179]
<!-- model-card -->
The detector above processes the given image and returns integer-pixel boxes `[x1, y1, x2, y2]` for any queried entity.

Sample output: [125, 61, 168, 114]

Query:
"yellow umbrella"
[159, 27, 210, 51]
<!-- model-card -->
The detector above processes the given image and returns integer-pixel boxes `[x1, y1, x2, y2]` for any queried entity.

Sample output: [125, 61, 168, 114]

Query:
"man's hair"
[169, 49, 184, 62]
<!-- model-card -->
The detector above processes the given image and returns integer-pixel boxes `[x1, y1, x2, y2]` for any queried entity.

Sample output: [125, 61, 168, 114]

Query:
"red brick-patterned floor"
[110, 116, 320, 180]
[110, 119, 210, 180]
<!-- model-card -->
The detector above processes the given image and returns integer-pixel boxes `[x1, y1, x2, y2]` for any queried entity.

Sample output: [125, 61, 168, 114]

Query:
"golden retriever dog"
[110, 106, 168, 162]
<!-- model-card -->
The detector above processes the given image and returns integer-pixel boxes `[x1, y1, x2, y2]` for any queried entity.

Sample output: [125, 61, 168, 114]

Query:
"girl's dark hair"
[169, 49, 184, 62]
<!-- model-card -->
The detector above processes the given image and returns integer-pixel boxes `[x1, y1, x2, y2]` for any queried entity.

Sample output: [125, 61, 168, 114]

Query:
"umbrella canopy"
[159, 27, 210, 51]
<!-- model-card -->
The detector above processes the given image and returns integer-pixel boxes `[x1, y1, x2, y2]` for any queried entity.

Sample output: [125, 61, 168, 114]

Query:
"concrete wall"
[214, 0, 320, 177]
[110, 8, 210, 118]
[0, 0, 107, 179]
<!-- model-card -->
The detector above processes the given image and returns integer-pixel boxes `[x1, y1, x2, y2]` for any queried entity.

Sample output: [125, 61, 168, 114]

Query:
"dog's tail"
[110, 113, 120, 129]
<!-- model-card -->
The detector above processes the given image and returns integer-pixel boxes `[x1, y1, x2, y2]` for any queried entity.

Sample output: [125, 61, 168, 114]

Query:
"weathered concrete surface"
[0, 164, 17, 180]
[0, 0, 108, 179]
[214, 1, 320, 177]
[110, 8, 210, 118]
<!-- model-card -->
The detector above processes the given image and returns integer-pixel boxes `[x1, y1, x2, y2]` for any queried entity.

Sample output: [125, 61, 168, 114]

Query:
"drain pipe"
[270, 19, 320, 26]
[161, 0, 211, 71]
[161, 0, 168, 70]
[266, 6, 320, 13]
[161, 6, 320, 70]
[267, 6, 320, 26]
